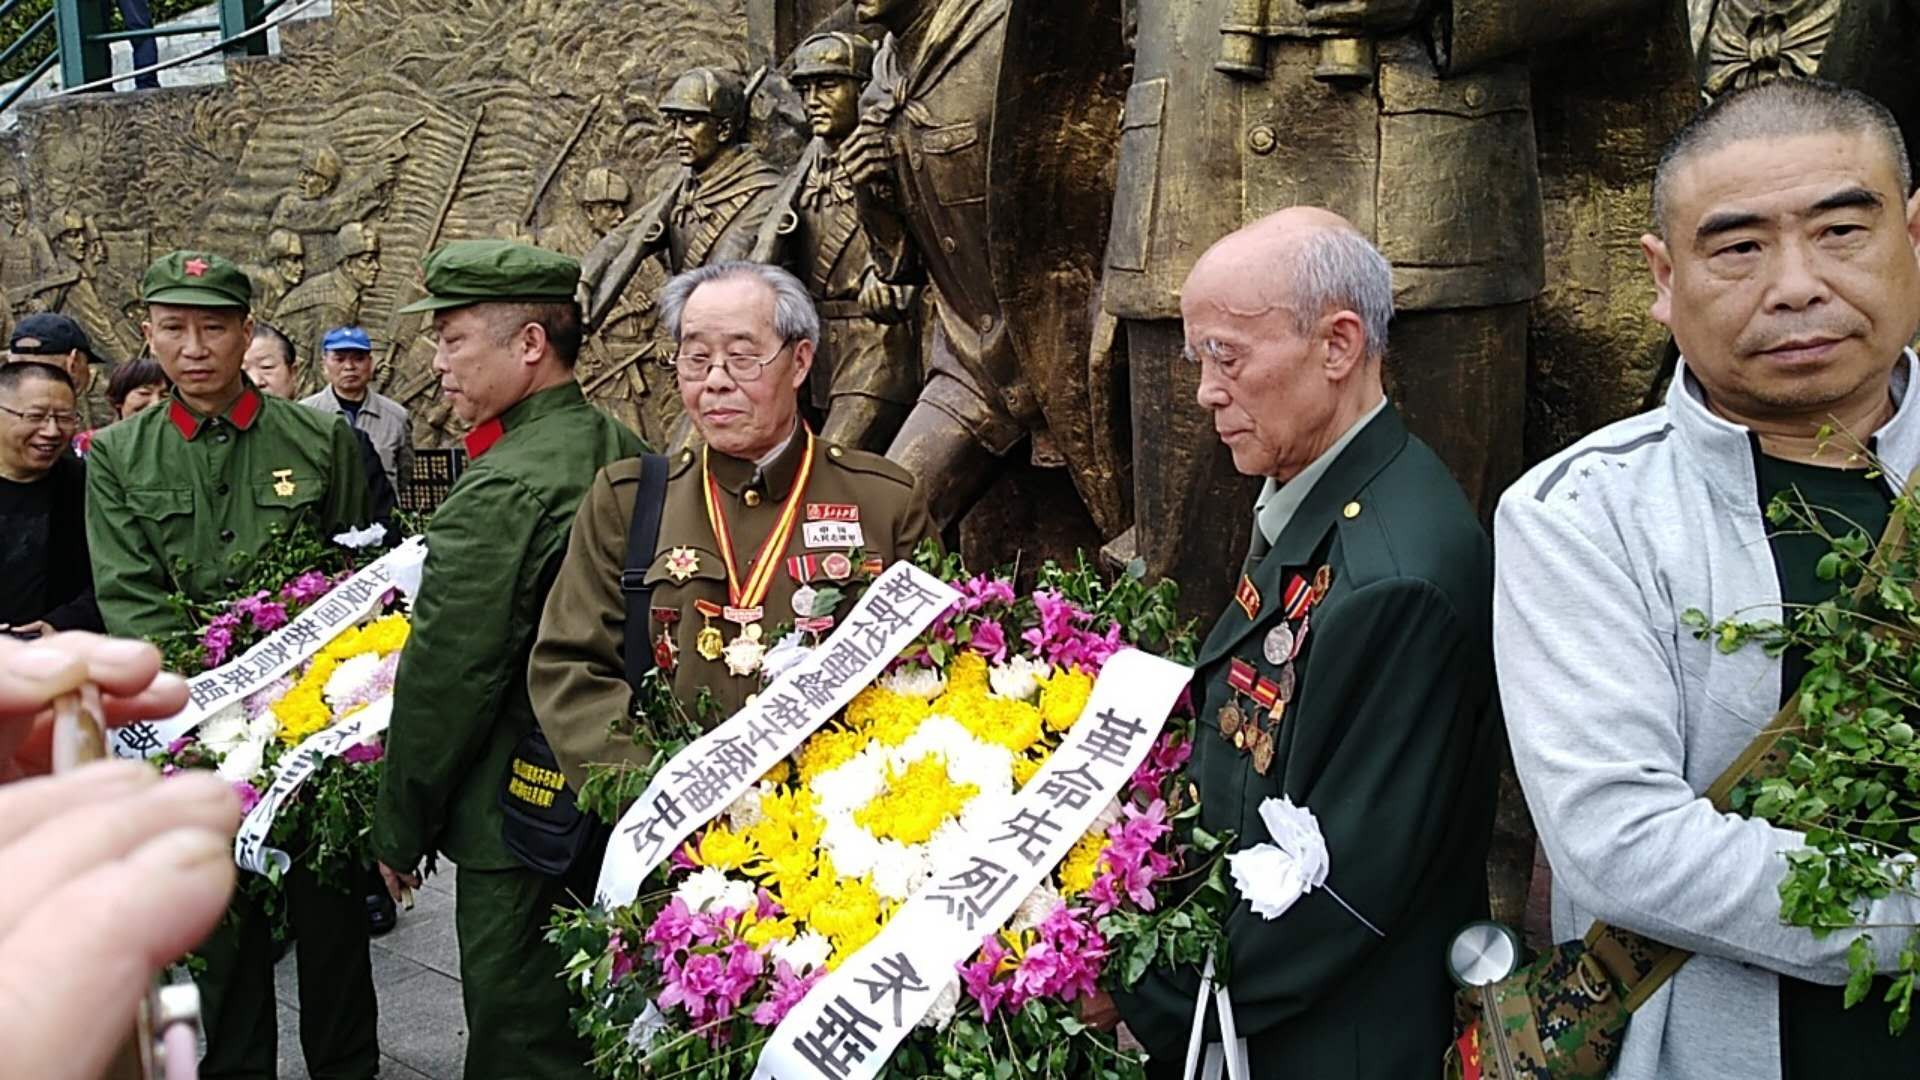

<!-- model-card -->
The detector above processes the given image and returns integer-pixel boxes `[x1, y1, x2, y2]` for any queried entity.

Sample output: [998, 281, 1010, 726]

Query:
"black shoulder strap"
[620, 453, 671, 691]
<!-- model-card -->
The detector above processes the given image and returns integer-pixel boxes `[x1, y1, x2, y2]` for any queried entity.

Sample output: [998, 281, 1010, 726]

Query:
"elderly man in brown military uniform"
[579, 68, 784, 331]
[752, 31, 919, 453]
[530, 260, 937, 790]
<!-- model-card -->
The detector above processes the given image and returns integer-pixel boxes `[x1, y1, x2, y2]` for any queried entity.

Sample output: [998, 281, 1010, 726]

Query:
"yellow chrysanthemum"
[1011, 753, 1043, 788]
[760, 758, 792, 786]
[946, 651, 990, 695]
[796, 728, 866, 785]
[854, 755, 978, 844]
[1057, 831, 1109, 896]
[742, 913, 798, 949]
[778, 853, 840, 923]
[807, 875, 884, 962]
[845, 687, 932, 746]
[1039, 668, 1094, 733]
[696, 826, 759, 872]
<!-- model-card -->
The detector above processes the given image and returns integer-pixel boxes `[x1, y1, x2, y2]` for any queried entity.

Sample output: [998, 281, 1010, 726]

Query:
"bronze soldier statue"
[580, 68, 785, 328]
[842, 0, 1131, 539]
[242, 228, 306, 322]
[276, 221, 381, 385]
[558, 165, 672, 443]
[44, 208, 138, 363]
[270, 144, 400, 267]
[1107, 0, 1660, 615]
[752, 31, 920, 452]
[0, 178, 56, 332]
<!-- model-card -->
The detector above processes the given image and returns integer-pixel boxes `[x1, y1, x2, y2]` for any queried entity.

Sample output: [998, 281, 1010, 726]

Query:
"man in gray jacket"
[1496, 79, 1920, 1077]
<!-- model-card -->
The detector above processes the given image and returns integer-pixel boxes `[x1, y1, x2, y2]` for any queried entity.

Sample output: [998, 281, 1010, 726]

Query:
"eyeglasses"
[0, 405, 81, 430]
[668, 340, 792, 383]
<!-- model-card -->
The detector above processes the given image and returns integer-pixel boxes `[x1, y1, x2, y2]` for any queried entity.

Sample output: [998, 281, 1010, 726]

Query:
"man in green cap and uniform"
[371, 239, 642, 1080]
[530, 260, 935, 790]
[85, 250, 376, 1078]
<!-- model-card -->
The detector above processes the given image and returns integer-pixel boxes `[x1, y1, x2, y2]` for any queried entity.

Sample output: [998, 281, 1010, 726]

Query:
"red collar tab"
[167, 399, 201, 441]
[228, 387, 262, 431]
[464, 417, 506, 459]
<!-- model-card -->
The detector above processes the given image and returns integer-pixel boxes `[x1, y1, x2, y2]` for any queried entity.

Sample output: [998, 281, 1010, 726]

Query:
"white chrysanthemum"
[880, 665, 947, 700]
[323, 653, 384, 711]
[918, 978, 962, 1030]
[821, 815, 884, 878]
[725, 785, 765, 831]
[773, 931, 834, 974]
[332, 523, 388, 550]
[217, 736, 266, 783]
[871, 839, 933, 902]
[196, 703, 251, 753]
[1011, 882, 1064, 932]
[673, 867, 756, 915]
[626, 1002, 668, 1050]
[988, 655, 1051, 702]
[811, 748, 889, 816]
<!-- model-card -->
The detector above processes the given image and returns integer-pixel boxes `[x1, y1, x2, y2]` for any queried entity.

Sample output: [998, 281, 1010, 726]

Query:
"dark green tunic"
[371, 380, 641, 1080]
[1116, 406, 1501, 1077]
[1755, 453, 1920, 1077]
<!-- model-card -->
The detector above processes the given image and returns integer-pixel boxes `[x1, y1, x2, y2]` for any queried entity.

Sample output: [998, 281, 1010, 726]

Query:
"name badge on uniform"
[803, 520, 864, 549]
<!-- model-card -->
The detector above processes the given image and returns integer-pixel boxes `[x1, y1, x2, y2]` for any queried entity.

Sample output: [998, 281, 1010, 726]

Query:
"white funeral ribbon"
[110, 536, 428, 759]
[1182, 950, 1249, 1080]
[753, 647, 1192, 1080]
[596, 562, 959, 908]
[234, 695, 393, 876]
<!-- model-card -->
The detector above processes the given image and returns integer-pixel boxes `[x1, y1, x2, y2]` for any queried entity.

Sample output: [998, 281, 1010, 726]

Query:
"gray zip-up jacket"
[1494, 353, 1920, 1079]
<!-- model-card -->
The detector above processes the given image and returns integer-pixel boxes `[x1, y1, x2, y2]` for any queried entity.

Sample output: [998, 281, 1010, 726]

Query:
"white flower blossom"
[626, 1001, 668, 1050]
[1229, 797, 1331, 921]
[332, 523, 388, 550]
[725, 785, 766, 831]
[879, 665, 946, 700]
[870, 839, 933, 902]
[1011, 882, 1063, 932]
[217, 737, 266, 783]
[673, 867, 757, 915]
[196, 703, 252, 753]
[760, 632, 814, 684]
[773, 931, 834, 974]
[323, 653, 383, 711]
[987, 655, 1051, 702]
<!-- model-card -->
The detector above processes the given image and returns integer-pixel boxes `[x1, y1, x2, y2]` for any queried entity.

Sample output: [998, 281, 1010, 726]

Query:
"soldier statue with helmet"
[751, 31, 920, 452]
[579, 67, 784, 332]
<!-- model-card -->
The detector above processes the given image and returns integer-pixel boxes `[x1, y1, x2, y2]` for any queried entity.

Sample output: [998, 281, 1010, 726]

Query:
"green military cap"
[142, 250, 252, 308]
[397, 239, 581, 314]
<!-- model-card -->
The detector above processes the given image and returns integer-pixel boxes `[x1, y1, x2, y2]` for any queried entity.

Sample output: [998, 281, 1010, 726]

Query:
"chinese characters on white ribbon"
[109, 536, 427, 759]
[595, 563, 960, 908]
[754, 648, 1192, 1080]
[234, 696, 393, 876]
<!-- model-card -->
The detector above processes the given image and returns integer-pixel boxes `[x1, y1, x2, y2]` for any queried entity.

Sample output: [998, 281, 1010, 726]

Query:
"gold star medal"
[693, 599, 725, 661]
[665, 547, 700, 582]
[272, 469, 296, 498]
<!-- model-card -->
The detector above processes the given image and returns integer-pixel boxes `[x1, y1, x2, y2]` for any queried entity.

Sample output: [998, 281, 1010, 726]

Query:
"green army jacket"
[1115, 406, 1501, 1078]
[373, 381, 642, 872]
[87, 382, 371, 640]
[530, 428, 937, 792]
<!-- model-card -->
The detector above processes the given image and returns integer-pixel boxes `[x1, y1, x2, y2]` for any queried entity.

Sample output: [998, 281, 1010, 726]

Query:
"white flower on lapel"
[332, 523, 388, 550]
[1227, 796, 1331, 921]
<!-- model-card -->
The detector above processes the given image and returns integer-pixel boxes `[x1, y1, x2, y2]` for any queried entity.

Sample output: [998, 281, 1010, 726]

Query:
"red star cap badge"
[184, 257, 209, 277]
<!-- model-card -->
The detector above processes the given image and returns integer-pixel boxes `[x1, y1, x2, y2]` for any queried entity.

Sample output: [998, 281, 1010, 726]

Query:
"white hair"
[657, 261, 822, 349]
[1284, 227, 1393, 361]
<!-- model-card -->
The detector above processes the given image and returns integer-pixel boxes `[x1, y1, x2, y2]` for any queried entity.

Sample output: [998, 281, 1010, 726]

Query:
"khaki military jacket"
[530, 428, 937, 791]
[86, 382, 371, 640]
[300, 385, 414, 492]
[372, 381, 642, 872]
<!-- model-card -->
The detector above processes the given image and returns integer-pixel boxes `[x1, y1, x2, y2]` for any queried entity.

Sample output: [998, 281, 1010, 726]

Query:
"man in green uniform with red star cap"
[371, 239, 642, 1080]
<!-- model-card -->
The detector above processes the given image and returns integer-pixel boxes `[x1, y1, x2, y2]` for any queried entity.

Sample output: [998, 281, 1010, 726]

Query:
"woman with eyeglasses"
[0, 360, 102, 637]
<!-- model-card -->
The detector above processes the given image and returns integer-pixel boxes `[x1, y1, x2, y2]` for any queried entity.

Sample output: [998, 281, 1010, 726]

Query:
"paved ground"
[270, 868, 467, 1079]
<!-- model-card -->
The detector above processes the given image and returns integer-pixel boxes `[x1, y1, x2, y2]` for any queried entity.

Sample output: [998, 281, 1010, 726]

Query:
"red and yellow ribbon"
[703, 429, 816, 611]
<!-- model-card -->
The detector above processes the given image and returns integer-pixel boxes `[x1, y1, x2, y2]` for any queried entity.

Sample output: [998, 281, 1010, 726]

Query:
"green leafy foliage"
[1694, 478, 1920, 1034]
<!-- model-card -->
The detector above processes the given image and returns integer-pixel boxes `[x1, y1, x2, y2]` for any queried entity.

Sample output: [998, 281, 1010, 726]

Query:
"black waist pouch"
[499, 728, 609, 884]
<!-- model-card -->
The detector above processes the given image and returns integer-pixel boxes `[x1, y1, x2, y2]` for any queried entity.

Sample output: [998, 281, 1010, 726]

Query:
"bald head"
[1186, 208, 1393, 360]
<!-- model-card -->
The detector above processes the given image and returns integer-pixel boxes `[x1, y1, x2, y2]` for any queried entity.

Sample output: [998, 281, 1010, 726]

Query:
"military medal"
[1234, 574, 1262, 620]
[1218, 702, 1245, 740]
[693, 600, 726, 661]
[1275, 662, 1296, 704]
[652, 607, 681, 674]
[822, 552, 854, 582]
[1311, 565, 1333, 604]
[1263, 624, 1293, 665]
[272, 468, 297, 498]
[665, 547, 701, 582]
[703, 431, 816, 676]
[792, 585, 819, 617]
[1251, 728, 1276, 774]
[861, 555, 886, 578]
[1283, 575, 1315, 621]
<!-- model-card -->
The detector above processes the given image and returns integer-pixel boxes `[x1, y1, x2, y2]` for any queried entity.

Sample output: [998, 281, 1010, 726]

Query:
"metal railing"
[0, 0, 299, 114]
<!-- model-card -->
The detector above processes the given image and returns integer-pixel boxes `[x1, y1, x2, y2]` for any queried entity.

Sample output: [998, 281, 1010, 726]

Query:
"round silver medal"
[791, 585, 819, 618]
[1275, 662, 1296, 704]
[1263, 624, 1294, 665]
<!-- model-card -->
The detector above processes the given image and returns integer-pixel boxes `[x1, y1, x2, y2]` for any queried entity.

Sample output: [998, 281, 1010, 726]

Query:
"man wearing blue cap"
[301, 326, 412, 494]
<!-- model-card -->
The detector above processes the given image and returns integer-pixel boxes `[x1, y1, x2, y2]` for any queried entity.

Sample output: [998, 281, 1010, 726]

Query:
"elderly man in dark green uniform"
[530, 260, 935, 790]
[85, 250, 375, 1079]
[371, 240, 642, 1080]
[1079, 209, 1500, 1077]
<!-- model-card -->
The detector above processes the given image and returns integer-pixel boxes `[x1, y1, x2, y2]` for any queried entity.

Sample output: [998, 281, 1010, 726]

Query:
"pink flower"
[201, 612, 242, 668]
[645, 898, 698, 954]
[166, 735, 195, 756]
[669, 842, 699, 874]
[753, 961, 824, 1026]
[280, 571, 332, 605]
[969, 619, 1009, 664]
[608, 931, 638, 984]
[1129, 733, 1192, 800]
[342, 740, 384, 765]
[958, 934, 1016, 1021]
[232, 781, 261, 814]
[248, 601, 288, 632]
